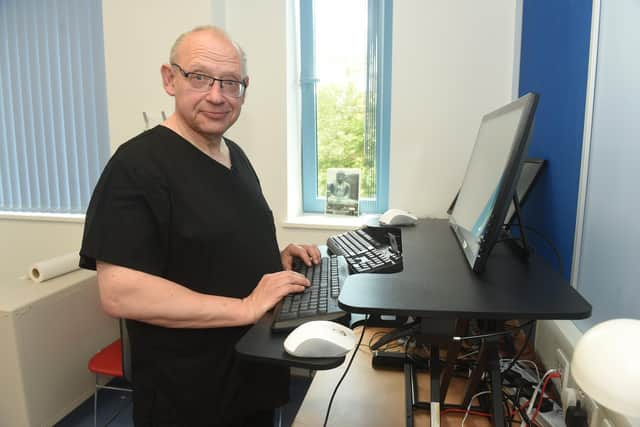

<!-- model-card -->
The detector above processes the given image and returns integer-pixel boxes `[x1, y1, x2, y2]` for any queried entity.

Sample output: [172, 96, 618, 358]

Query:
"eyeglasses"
[171, 63, 246, 98]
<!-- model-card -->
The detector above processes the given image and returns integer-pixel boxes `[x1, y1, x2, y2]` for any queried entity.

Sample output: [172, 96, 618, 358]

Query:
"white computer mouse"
[284, 321, 357, 358]
[379, 208, 418, 226]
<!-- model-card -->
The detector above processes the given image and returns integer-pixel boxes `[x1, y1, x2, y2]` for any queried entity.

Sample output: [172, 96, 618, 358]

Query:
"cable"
[454, 320, 535, 342]
[441, 407, 492, 418]
[369, 321, 420, 350]
[504, 397, 513, 425]
[367, 329, 406, 352]
[509, 224, 564, 276]
[461, 390, 491, 426]
[500, 359, 540, 382]
[505, 388, 524, 425]
[403, 335, 412, 354]
[530, 372, 560, 423]
[322, 316, 368, 427]
[367, 331, 387, 349]
[520, 369, 558, 427]
[504, 393, 540, 427]
[501, 321, 535, 376]
[458, 349, 479, 360]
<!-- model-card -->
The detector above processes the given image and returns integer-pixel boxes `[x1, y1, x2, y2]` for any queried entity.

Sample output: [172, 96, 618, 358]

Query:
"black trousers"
[132, 384, 276, 427]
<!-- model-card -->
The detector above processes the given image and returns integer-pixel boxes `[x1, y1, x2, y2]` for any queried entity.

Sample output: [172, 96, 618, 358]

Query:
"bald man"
[81, 26, 319, 426]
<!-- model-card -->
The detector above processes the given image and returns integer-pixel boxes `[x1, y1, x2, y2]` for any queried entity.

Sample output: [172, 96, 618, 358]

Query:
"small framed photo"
[325, 168, 360, 216]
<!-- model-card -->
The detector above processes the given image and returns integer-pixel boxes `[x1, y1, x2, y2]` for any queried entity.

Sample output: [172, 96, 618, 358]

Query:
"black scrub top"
[80, 125, 289, 424]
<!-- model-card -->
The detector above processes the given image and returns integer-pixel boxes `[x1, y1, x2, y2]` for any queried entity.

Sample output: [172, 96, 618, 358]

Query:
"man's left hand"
[280, 243, 321, 270]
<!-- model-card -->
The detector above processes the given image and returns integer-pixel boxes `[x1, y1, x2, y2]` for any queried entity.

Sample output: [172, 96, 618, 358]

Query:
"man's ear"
[161, 64, 176, 96]
[239, 76, 250, 103]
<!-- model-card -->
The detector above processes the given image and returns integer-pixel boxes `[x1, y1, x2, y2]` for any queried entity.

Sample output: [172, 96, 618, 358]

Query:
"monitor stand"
[498, 194, 532, 260]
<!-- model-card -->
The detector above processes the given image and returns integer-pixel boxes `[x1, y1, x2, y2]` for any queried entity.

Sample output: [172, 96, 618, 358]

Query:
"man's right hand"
[242, 271, 310, 324]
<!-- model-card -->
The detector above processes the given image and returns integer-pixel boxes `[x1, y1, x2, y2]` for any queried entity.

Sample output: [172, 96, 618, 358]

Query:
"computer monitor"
[504, 158, 544, 225]
[449, 93, 539, 273]
[447, 158, 545, 225]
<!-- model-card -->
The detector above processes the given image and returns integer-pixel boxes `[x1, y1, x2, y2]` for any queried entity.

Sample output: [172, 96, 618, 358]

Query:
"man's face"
[165, 31, 247, 140]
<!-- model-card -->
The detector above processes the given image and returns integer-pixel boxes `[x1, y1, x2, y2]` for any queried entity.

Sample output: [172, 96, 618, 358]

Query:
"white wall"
[389, 2, 518, 217]
[225, 0, 518, 245]
[101, 0, 219, 151]
[0, 219, 84, 277]
[1, 0, 518, 271]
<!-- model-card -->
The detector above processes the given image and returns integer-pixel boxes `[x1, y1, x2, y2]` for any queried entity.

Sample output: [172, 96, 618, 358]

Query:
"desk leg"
[440, 319, 468, 402]
[486, 340, 505, 427]
[462, 336, 505, 427]
[403, 344, 443, 427]
[462, 342, 489, 408]
[430, 345, 441, 427]
[404, 361, 416, 427]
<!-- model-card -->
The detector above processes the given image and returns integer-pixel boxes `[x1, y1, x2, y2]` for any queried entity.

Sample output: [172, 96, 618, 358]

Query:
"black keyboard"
[271, 255, 350, 332]
[327, 228, 403, 274]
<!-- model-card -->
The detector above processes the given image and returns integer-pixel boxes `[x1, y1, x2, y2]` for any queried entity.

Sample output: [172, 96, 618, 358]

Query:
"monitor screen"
[447, 158, 545, 224]
[449, 93, 538, 273]
[504, 158, 545, 225]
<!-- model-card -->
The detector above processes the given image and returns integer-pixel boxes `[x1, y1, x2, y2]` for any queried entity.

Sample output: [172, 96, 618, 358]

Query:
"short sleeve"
[80, 153, 170, 277]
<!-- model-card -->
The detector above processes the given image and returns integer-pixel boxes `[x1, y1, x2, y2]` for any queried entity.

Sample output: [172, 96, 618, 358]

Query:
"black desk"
[340, 218, 590, 319]
[235, 311, 345, 370]
[338, 218, 591, 426]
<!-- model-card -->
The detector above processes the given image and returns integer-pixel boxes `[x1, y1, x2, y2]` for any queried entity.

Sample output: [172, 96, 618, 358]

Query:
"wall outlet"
[581, 391, 600, 427]
[535, 321, 629, 427]
[579, 391, 617, 427]
[535, 320, 581, 389]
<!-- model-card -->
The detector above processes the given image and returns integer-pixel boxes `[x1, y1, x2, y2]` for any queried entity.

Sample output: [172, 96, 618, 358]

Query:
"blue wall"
[518, 1, 592, 279]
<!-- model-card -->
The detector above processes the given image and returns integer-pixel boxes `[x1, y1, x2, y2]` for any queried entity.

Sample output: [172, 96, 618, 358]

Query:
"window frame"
[299, 0, 392, 214]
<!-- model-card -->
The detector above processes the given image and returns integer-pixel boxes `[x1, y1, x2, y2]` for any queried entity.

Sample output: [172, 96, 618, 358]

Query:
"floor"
[54, 374, 312, 427]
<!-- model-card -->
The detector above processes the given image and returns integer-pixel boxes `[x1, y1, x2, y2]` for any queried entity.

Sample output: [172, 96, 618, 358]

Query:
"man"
[80, 26, 319, 426]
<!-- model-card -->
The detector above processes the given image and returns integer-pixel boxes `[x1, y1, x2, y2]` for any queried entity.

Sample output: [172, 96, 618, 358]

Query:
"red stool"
[87, 339, 132, 427]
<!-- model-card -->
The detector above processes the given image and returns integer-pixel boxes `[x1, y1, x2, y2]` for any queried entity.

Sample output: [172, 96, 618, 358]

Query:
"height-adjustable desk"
[338, 218, 591, 427]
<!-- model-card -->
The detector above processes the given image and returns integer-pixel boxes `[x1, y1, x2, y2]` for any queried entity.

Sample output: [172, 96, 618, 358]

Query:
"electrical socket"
[579, 390, 617, 427]
[565, 387, 616, 427]
[535, 321, 627, 427]
[581, 390, 600, 427]
[554, 348, 615, 427]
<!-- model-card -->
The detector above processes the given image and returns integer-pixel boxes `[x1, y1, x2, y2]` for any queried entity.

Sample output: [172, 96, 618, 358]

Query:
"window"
[299, 0, 392, 214]
[0, 0, 110, 215]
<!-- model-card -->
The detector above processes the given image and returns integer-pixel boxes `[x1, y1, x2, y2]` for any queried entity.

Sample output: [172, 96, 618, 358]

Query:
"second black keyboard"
[271, 255, 349, 332]
[327, 228, 403, 274]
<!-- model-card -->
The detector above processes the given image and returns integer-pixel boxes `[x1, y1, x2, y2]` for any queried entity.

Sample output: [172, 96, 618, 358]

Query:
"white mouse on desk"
[379, 208, 418, 226]
[284, 320, 356, 358]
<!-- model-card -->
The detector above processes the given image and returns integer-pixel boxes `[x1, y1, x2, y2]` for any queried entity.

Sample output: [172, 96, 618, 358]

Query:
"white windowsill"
[0, 211, 85, 224]
[282, 213, 380, 231]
